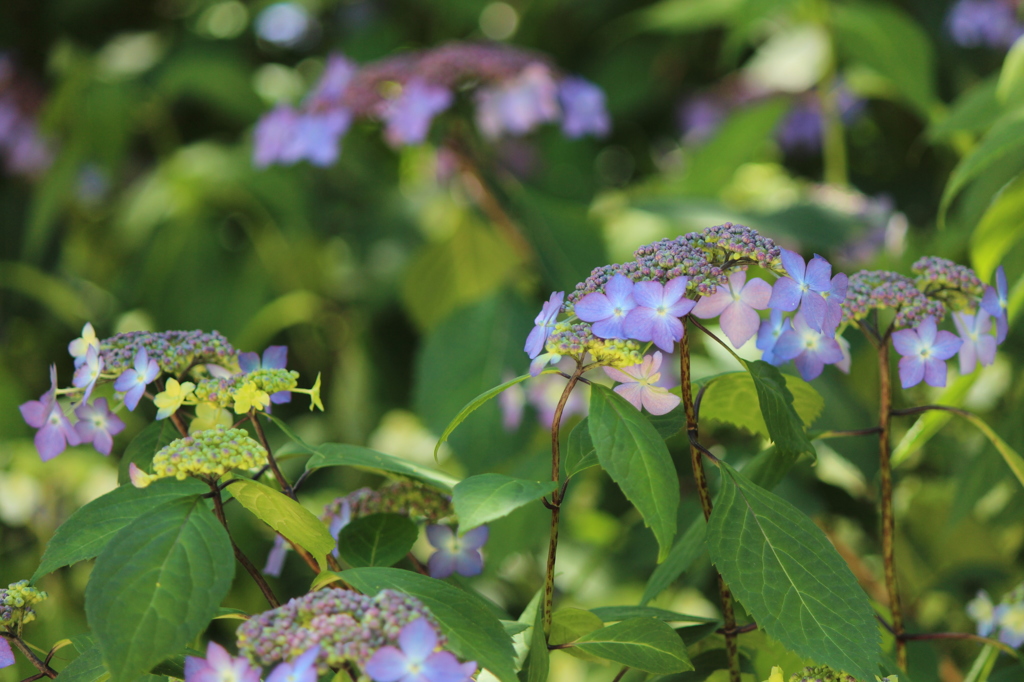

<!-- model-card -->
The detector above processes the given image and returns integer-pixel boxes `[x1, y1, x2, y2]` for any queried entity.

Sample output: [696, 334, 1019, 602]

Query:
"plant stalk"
[208, 481, 281, 608]
[877, 342, 906, 669]
[1, 632, 57, 679]
[680, 326, 741, 682]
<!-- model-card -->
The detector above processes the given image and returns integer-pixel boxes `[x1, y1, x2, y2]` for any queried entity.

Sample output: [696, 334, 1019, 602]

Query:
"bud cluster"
[911, 256, 985, 312]
[841, 270, 947, 330]
[0, 581, 47, 629]
[321, 480, 452, 529]
[194, 369, 300, 409]
[236, 588, 443, 673]
[788, 665, 858, 682]
[130, 427, 268, 487]
[100, 330, 238, 377]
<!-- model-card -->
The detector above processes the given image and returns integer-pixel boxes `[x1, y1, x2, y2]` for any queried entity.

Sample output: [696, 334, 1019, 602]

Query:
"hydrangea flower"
[557, 77, 610, 139]
[966, 590, 998, 637]
[74, 398, 125, 455]
[426, 525, 488, 579]
[947, 0, 1024, 48]
[982, 265, 1009, 343]
[381, 79, 453, 146]
[113, 348, 160, 411]
[525, 292, 565, 358]
[364, 618, 477, 682]
[19, 366, 81, 461]
[768, 249, 833, 331]
[691, 269, 772, 348]
[952, 309, 997, 374]
[772, 312, 844, 380]
[72, 345, 103, 401]
[129, 427, 267, 487]
[189, 402, 234, 434]
[154, 378, 196, 420]
[68, 322, 100, 367]
[280, 110, 352, 167]
[184, 641, 262, 682]
[623, 277, 696, 352]
[266, 646, 320, 682]
[239, 346, 292, 405]
[603, 352, 680, 415]
[234, 382, 271, 414]
[995, 601, 1024, 648]
[574, 274, 636, 340]
[891, 317, 962, 388]
[756, 309, 792, 366]
[475, 63, 560, 139]
[0, 639, 12, 669]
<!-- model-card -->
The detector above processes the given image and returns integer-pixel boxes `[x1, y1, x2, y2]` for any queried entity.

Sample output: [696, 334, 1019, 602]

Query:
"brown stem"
[611, 666, 630, 682]
[169, 410, 189, 438]
[680, 326, 741, 682]
[900, 631, 1019, 655]
[891, 404, 972, 419]
[208, 481, 281, 608]
[1, 632, 57, 679]
[877, 342, 906, 669]
[817, 427, 884, 438]
[251, 412, 293, 498]
[717, 623, 759, 635]
[542, 362, 586, 635]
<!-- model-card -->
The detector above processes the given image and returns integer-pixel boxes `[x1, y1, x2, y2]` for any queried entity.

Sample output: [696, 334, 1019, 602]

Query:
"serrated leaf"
[306, 443, 459, 492]
[640, 516, 707, 606]
[572, 617, 693, 674]
[565, 418, 598, 477]
[590, 605, 716, 624]
[85, 496, 234, 682]
[342, 567, 517, 682]
[453, 474, 557, 533]
[744, 361, 817, 459]
[588, 385, 679, 562]
[56, 644, 108, 682]
[33, 478, 207, 582]
[337, 513, 418, 568]
[707, 463, 880, 680]
[118, 420, 180, 484]
[550, 608, 605, 645]
[700, 370, 822, 438]
[228, 478, 335, 567]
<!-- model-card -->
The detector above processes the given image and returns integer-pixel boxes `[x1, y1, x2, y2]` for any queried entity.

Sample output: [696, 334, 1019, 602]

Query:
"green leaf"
[928, 78, 1001, 141]
[565, 418, 598, 477]
[306, 443, 460, 492]
[970, 173, 1024, 281]
[588, 385, 679, 561]
[744, 361, 817, 459]
[85, 496, 234, 682]
[640, 516, 707, 606]
[630, 0, 743, 34]
[550, 608, 605, 644]
[32, 478, 207, 582]
[700, 370, 822, 438]
[342, 567, 517, 682]
[707, 463, 880, 680]
[590, 606, 716, 624]
[228, 478, 335, 567]
[892, 373, 977, 467]
[118, 420, 180, 484]
[337, 513, 418, 568]
[647, 406, 688, 439]
[56, 644, 108, 682]
[521, 596, 551, 682]
[998, 37, 1024, 104]
[739, 446, 803, 491]
[453, 474, 557, 533]
[572, 617, 693, 674]
[955, 412, 1024, 491]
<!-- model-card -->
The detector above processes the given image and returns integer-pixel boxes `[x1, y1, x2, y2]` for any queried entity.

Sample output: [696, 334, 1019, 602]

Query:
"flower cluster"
[254, 42, 610, 168]
[840, 271, 946, 331]
[235, 588, 452, 673]
[967, 584, 1024, 648]
[0, 55, 53, 178]
[947, 0, 1024, 49]
[321, 480, 453, 538]
[912, 256, 985, 311]
[128, 427, 268, 488]
[787, 665, 858, 682]
[0, 580, 47, 629]
[18, 327, 323, 462]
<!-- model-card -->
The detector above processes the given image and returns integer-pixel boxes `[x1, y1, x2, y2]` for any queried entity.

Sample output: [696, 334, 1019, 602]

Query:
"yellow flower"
[307, 372, 323, 411]
[154, 378, 196, 420]
[189, 401, 233, 434]
[765, 667, 784, 682]
[233, 381, 271, 414]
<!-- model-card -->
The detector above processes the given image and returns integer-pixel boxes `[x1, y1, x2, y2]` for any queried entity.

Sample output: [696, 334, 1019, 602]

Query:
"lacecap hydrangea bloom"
[129, 427, 268, 488]
[0, 580, 47, 629]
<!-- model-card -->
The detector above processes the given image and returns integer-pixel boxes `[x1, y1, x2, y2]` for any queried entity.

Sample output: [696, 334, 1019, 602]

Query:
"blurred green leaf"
[891, 373, 976, 467]
[452, 473, 557, 533]
[306, 442, 460, 491]
[118, 420, 181, 484]
[590, 605, 716, 624]
[337, 513, 419, 568]
[640, 516, 707, 606]
[630, 0, 743, 33]
[229, 478, 336, 567]
[998, 37, 1024, 105]
[929, 78, 1002, 141]
[970, 174, 1024, 281]
[701, 370, 823, 436]
[572, 617, 693, 674]
[155, 47, 263, 121]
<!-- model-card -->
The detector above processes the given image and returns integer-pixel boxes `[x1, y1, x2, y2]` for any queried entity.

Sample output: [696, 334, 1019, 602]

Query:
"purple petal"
[924, 357, 948, 387]
[604, 366, 636, 383]
[799, 292, 828, 332]
[640, 388, 680, 416]
[421, 651, 473, 682]
[898, 355, 925, 388]
[663, 276, 690, 303]
[365, 646, 409, 682]
[622, 307, 658, 343]
[958, 339, 978, 375]
[428, 551, 457, 579]
[454, 549, 484, 576]
[804, 255, 832, 291]
[460, 525, 489, 550]
[263, 534, 288, 577]
[591, 315, 628, 340]
[665, 297, 697, 318]
[768, 277, 802, 311]
[917, 317, 938, 346]
[524, 325, 548, 358]
[0, 638, 14, 668]
[399, 618, 439, 662]
[123, 383, 145, 412]
[931, 331, 963, 360]
[19, 399, 47, 428]
[719, 302, 760, 348]
[691, 290, 731, 319]
[574, 292, 613, 323]
[426, 524, 453, 549]
[613, 382, 644, 411]
[263, 346, 289, 369]
[35, 424, 67, 462]
[632, 281, 665, 309]
[238, 352, 260, 373]
[604, 274, 636, 309]
[651, 316, 683, 353]
[977, 335, 997, 367]
[739, 277, 773, 309]
[772, 331, 805, 362]
[778, 248, 806, 282]
[794, 352, 825, 381]
[891, 329, 920, 357]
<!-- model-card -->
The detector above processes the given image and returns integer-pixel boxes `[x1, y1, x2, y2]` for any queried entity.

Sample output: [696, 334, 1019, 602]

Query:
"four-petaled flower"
[74, 398, 125, 455]
[266, 646, 321, 682]
[891, 316, 962, 388]
[982, 265, 1009, 343]
[233, 381, 271, 414]
[603, 352, 680, 415]
[72, 345, 104, 402]
[68, 322, 100, 367]
[426, 525, 488, 579]
[190, 402, 234, 434]
[381, 79, 453, 146]
[113, 348, 160, 411]
[525, 292, 565, 358]
[966, 590, 997, 637]
[768, 249, 833, 331]
[365, 618, 477, 682]
[20, 366, 81, 461]
[623, 277, 697, 352]
[184, 641, 262, 682]
[756, 309, 792, 366]
[574, 274, 636, 340]
[154, 378, 196, 420]
[995, 601, 1024, 648]
[952, 309, 997, 375]
[239, 345, 292, 405]
[772, 312, 844, 381]
[691, 270, 772, 348]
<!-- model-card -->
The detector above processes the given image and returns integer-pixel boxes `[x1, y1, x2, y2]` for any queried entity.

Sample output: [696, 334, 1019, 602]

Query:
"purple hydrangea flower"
[952, 310, 997, 375]
[835, 334, 852, 374]
[622, 277, 697, 352]
[947, 0, 1024, 49]
[266, 646, 320, 682]
[0, 638, 13, 668]
[426, 525, 488, 579]
[306, 55, 357, 109]
[381, 79, 453, 146]
[967, 590, 998, 637]
[253, 106, 300, 169]
[72, 345, 103, 402]
[365, 618, 477, 682]
[525, 291, 565, 358]
[74, 398, 125, 456]
[603, 352, 680, 416]
[995, 602, 1024, 648]
[239, 345, 292, 405]
[982, 265, 1009, 343]
[263, 534, 289, 577]
[184, 641, 262, 682]
[19, 366, 81, 462]
[691, 269, 772, 348]
[756, 309, 793, 366]
[768, 249, 833, 331]
[280, 110, 352, 167]
[574, 275, 636, 340]
[772, 312, 844, 381]
[557, 77, 611, 139]
[891, 317, 962, 388]
[475, 63, 559, 139]
[528, 363, 587, 427]
[112, 348, 160, 411]
[821, 271, 849, 334]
